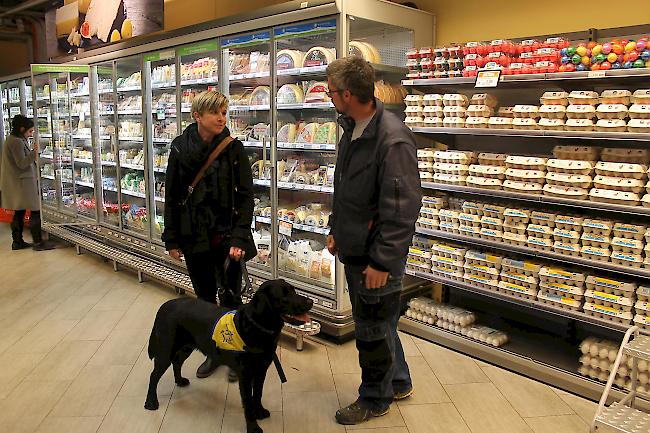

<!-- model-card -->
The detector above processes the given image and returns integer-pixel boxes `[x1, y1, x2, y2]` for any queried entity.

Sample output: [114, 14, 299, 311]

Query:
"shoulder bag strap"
[182, 136, 234, 205]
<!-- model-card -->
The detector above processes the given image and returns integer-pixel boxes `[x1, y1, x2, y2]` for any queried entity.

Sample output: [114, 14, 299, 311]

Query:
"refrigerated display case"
[1, 82, 8, 138]
[32, 72, 56, 210]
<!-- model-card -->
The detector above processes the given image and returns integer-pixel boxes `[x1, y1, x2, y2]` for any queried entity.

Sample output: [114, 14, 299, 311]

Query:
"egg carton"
[464, 117, 488, 129]
[634, 314, 650, 332]
[478, 153, 507, 166]
[646, 255, 650, 269]
[418, 161, 434, 172]
[424, 117, 444, 128]
[580, 245, 611, 262]
[438, 221, 460, 234]
[585, 290, 634, 311]
[506, 168, 546, 183]
[404, 94, 424, 106]
[406, 259, 432, 273]
[601, 148, 650, 165]
[503, 180, 543, 194]
[597, 119, 629, 132]
[417, 148, 436, 161]
[423, 105, 444, 117]
[408, 246, 432, 260]
[433, 162, 470, 176]
[530, 211, 557, 227]
[527, 236, 554, 251]
[460, 201, 484, 216]
[404, 309, 437, 325]
[503, 208, 530, 223]
[540, 91, 569, 106]
[496, 106, 514, 118]
[590, 188, 641, 207]
[503, 231, 527, 246]
[407, 253, 431, 267]
[632, 90, 650, 105]
[537, 291, 583, 311]
[465, 250, 503, 269]
[628, 119, 650, 133]
[407, 297, 439, 314]
[443, 106, 467, 119]
[539, 105, 566, 119]
[416, 217, 439, 230]
[543, 184, 589, 200]
[554, 215, 584, 231]
[433, 173, 467, 186]
[479, 228, 503, 242]
[505, 155, 547, 171]
[458, 212, 482, 227]
[438, 209, 459, 223]
[488, 117, 514, 129]
[568, 91, 599, 106]
[643, 194, 650, 208]
[553, 146, 600, 161]
[566, 104, 596, 119]
[593, 280, 638, 298]
[582, 219, 614, 236]
[419, 207, 439, 219]
[553, 227, 581, 242]
[496, 280, 538, 300]
[565, 119, 595, 131]
[583, 302, 633, 324]
[422, 94, 444, 106]
[629, 104, 650, 120]
[647, 181, 650, 195]
[502, 257, 542, 276]
[422, 195, 447, 209]
[610, 252, 644, 268]
[539, 282, 585, 300]
[435, 319, 473, 334]
[405, 105, 424, 116]
[470, 93, 498, 108]
[595, 162, 648, 180]
[466, 176, 502, 190]
[539, 266, 586, 287]
[481, 203, 506, 219]
[546, 172, 592, 189]
[436, 305, 477, 326]
[512, 118, 539, 130]
[432, 243, 467, 260]
[420, 171, 434, 181]
[600, 90, 632, 105]
[596, 104, 629, 120]
[432, 267, 464, 281]
[433, 150, 475, 164]
[466, 104, 494, 118]
[442, 94, 469, 107]
[512, 105, 540, 119]
[500, 271, 538, 290]
[463, 263, 499, 280]
[443, 117, 466, 128]
[539, 118, 566, 131]
[503, 223, 527, 236]
[480, 215, 502, 229]
[636, 300, 650, 316]
[459, 225, 481, 238]
[547, 159, 595, 176]
[468, 165, 506, 179]
[405, 117, 424, 128]
[527, 224, 553, 238]
[613, 223, 647, 240]
[412, 235, 435, 250]
[611, 237, 644, 255]
[580, 232, 611, 249]
[463, 272, 499, 290]
[554, 241, 583, 257]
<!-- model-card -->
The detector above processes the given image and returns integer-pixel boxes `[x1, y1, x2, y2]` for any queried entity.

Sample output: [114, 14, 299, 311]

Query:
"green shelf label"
[32, 64, 90, 74]
[144, 50, 175, 63]
[179, 41, 219, 56]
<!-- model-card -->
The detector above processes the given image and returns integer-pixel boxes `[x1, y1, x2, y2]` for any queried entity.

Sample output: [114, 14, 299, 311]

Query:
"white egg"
[627, 357, 634, 369]
[589, 344, 600, 357]
[579, 341, 591, 354]
[588, 368, 598, 379]
[599, 359, 610, 371]
[618, 366, 629, 377]
[599, 347, 609, 359]
[639, 360, 648, 372]
[578, 365, 589, 376]
[614, 377, 626, 388]
[598, 371, 609, 382]
[639, 372, 650, 385]
[608, 349, 618, 363]
[590, 358, 600, 369]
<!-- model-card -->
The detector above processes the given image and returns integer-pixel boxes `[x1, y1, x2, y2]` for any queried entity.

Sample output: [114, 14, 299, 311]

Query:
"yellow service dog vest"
[212, 311, 246, 352]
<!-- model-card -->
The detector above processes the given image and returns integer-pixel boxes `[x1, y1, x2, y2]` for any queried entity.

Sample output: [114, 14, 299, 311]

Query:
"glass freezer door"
[223, 30, 273, 273]
[32, 74, 56, 210]
[1, 83, 8, 138]
[51, 72, 75, 214]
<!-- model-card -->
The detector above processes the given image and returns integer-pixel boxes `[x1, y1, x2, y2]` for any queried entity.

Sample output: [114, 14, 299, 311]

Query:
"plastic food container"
[505, 155, 547, 170]
[513, 105, 540, 119]
[470, 93, 498, 108]
[565, 119, 594, 131]
[539, 105, 567, 119]
[600, 90, 632, 106]
[601, 148, 650, 164]
[543, 184, 589, 199]
[628, 119, 650, 133]
[596, 119, 627, 132]
[540, 91, 569, 106]
[552, 146, 600, 161]
[546, 172, 592, 188]
[488, 117, 513, 129]
[595, 162, 647, 179]
[539, 118, 566, 130]
[594, 175, 645, 193]
[596, 104, 628, 120]
[568, 91, 599, 105]
[443, 94, 469, 107]
[424, 117, 444, 127]
[478, 153, 507, 166]
[628, 104, 650, 119]
[465, 117, 489, 128]
[631, 89, 650, 104]
[443, 117, 466, 128]
[566, 105, 596, 119]
[466, 104, 494, 117]
[404, 94, 423, 106]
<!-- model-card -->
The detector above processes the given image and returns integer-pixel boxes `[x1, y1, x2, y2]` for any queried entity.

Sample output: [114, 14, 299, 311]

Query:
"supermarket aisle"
[0, 224, 597, 433]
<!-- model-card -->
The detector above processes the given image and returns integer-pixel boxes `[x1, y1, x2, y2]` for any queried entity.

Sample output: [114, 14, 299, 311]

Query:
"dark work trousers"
[11, 210, 42, 243]
[183, 238, 243, 308]
[344, 263, 412, 412]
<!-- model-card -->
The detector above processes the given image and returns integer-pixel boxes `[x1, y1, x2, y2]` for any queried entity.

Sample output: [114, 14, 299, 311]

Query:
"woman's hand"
[230, 246, 244, 261]
[169, 248, 183, 261]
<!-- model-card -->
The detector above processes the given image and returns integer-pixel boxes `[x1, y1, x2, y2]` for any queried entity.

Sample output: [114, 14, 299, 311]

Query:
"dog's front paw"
[176, 377, 190, 387]
[144, 398, 159, 411]
[253, 406, 271, 420]
[246, 421, 263, 433]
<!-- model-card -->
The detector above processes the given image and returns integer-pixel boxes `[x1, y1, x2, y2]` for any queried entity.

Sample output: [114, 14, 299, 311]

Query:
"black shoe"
[394, 387, 414, 400]
[228, 368, 238, 383]
[11, 240, 32, 250]
[335, 400, 389, 425]
[196, 358, 218, 378]
[32, 240, 56, 251]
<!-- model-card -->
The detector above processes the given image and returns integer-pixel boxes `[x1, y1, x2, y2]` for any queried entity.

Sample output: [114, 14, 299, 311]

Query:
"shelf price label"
[475, 69, 501, 88]
[279, 220, 292, 237]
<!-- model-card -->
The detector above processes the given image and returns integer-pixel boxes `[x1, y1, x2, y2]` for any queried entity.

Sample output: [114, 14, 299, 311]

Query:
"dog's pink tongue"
[294, 313, 310, 323]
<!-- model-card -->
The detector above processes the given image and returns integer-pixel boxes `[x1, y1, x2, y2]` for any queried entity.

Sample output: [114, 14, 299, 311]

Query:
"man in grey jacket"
[326, 57, 422, 425]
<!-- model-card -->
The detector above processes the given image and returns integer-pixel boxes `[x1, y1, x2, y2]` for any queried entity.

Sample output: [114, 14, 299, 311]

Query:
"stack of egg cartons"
[432, 150, 474, 186]
[465, 93, 498, 129]
[422, 94, 444, 128]
[645, 171, 650, 209]
[503, 207, 529, 247]
[442, 94, 469, 128]
[408, 235, 436, 274]
[584, 275, 636, 325]
[404, 94, 424, 128]
[538, 91, 568, 131]
[595, 90, 631, 133]
[458, 200, 483, 239]
[504, 155, 547, 195]
[581, 218, 614, 262]
[417, 147, 435, 182]
[635, 286, 650, 331]
[463, 250, 502, 291]
[553, 214, 584, 257]
[417, 195, 445, 231]
[431, 242, 466, 282]
[498, 257, 542, 300]
[590, 148, 649, 207]
[628, 89, 650, 134]
[611, 222, 647, 268]
[544, 145, 597, 200]
[579, 337, 626, 385]
[480, 202, 506, 242]
[527, 210, 555, 252]
[537, 266, 585, 311]
[512, 104, 540, 130]
[565, 91, 598, 132]
[646, 228, 650, 268]
[467, 152, 506, 190]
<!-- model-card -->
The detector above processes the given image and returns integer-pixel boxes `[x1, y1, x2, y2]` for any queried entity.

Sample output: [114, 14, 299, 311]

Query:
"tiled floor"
[0, 224, 599, 433]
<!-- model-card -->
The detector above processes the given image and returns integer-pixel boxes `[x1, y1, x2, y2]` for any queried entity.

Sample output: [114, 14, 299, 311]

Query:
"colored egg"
[565, 62, 576, 72]
[587, 41, 597, 49]
[629, 51, 640, 61]
[637, 41, 646, 51]
[625, 41, 637, 52]
[607, 53, 618, 63]
[576, 63, 587, 72]
[646, 60, 650, 68]
[647, 41, 650, 50]
[618, 54, 625, 63]
[600, 61, 612, 70]
[634, 59, 645, 68]
[576, 46, 588, 57]
[602, 43, 612, 54]
[624, 61, 634, 69]
[571, 54, 582, 64]
[561, 55, 570, 64]
[591, 63, 601, 71]
[592, 44, 603, 55]
[581, 56, 591, 66]
[558, 65, 566, 72]
[560, 48, 568, 57]
[567, 46, 577, 56]
[612, 44, 623, 55]
[612, 62, 622, 69]
[596, 53, 606, 63]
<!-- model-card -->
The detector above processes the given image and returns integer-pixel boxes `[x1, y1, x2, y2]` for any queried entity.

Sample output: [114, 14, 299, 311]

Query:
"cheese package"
[469, 165, 506, 179]
[442, 94, 469, 107]
[546, 159, 594, 175]
[546, 172, 592, 188]
[595, 119, 627, 132]
[513, 118, 539, 130]
[565, 119, 595, 131]
[443, 106, 467, 118]
[304, 82, 331, 103]
[488, 117, 514, 129]
[632, 89, 650, 104]
[250, 86, 271, 106]
[568, 91, 599, 105]
[56, 1, 79, 37]
[478, 153, 507, 166]
[596, 104, 629, 120]
[595, 161, 647, 179]
[277, 123, 297, 142]
[423, 94, 444, 106]
[539, 118, 566, 130]
[466, 176, 502, 189]
[503, 180, 543, 193]
[303, 47, 335, 67]
[276, 50, 304, 70]
[314, 122, 337, 144]
[349, 41, 381, 63]
[543, 184, 589, 200]
[505, 156, 547, 170]
[628, 119, 650, 133]
[540, 91, 569, 106]
[589, 188, 641, 206]
[552, 146, 600, 161]
[513, 105, 540, 119]
[296, 123, 319, 143]
[470, 93, 498, 108]
[466, 105, 493, 117]
[566, 105, 596, 119]
[465, 117, 488, 128]
[600, 90, 632, 105]
[443, 117, 466, 128]
[539, 105, 567, 119]
[506, 168, 546, 182]
[277, 84, 304, 104]
[593, 175, 645, 193]
[83, 0, 121, 42]
[601, 148, 650, 164]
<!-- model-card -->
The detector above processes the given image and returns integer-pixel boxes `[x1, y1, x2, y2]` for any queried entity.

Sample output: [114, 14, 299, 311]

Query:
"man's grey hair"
[326, 56, 375, 103]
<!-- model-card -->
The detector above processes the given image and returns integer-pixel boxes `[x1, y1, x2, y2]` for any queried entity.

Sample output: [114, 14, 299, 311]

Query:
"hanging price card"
[475, 69, 501, 88]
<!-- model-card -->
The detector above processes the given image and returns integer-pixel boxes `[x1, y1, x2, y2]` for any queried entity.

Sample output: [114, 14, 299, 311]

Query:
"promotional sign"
[45, 0, 164, 58]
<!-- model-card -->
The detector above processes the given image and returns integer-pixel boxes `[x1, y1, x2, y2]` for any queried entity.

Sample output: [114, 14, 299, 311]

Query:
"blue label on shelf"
[222, 31, 271, 48]
[275, 19, 337, 39]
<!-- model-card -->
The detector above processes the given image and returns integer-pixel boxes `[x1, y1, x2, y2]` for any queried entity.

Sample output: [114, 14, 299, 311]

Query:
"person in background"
[162, 90, 255, 381]
[0, 115, 55, 251]
[326, 57, 422, 425]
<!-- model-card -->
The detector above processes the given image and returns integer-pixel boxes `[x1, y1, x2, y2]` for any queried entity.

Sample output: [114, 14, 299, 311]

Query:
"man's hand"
[169, 248, 183, 261]
[326, 235, 337, 255]
[363, 265, 389, 289]
[230, 246, 244, 261]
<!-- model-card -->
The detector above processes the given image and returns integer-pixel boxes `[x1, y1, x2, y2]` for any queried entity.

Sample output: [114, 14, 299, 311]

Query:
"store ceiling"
[0, 0, 50, 19]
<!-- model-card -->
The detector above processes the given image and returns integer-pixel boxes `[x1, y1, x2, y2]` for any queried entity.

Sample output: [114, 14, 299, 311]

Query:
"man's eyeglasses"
[325, 88, 344, 97]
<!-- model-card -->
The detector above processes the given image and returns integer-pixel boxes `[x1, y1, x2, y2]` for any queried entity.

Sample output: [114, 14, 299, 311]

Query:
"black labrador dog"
[145, 279, 313, 433]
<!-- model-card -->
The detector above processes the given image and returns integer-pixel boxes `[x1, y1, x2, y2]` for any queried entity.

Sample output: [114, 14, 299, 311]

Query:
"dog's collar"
[244, 310, 278, 335]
